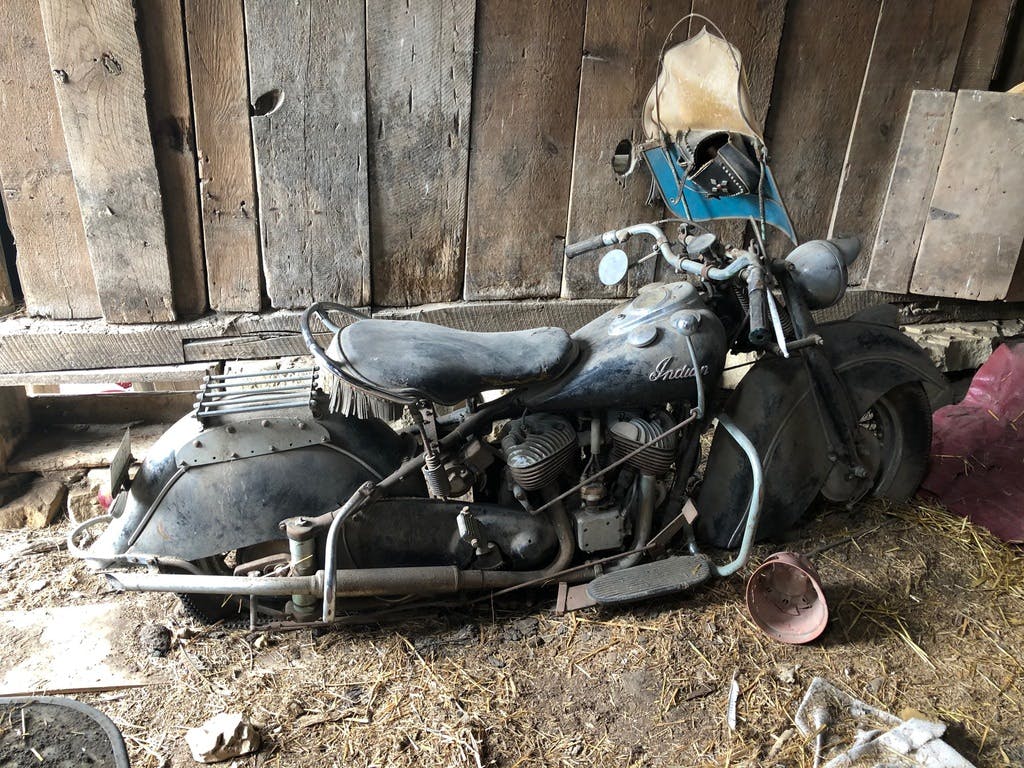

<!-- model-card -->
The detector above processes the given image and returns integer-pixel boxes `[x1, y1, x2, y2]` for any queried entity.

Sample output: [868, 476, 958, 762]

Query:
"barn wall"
[0, 0, 1019, 325]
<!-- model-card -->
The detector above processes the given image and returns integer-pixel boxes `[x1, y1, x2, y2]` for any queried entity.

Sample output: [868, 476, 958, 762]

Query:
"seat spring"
[422, 450, 450, 498]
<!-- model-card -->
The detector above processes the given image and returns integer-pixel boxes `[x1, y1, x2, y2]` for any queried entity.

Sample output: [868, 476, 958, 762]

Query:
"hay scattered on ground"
[0, 498, 1021, 767]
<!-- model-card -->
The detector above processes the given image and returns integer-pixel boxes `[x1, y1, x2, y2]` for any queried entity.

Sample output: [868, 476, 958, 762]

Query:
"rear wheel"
[163, 542, 292, 626]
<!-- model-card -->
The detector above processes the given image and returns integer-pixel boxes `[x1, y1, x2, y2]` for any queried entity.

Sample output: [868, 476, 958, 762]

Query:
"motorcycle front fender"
[696, 319, 946, 549]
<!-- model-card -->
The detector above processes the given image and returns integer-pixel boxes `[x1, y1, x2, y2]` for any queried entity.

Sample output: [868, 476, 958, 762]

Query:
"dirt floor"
[0, 498, 1021, 768]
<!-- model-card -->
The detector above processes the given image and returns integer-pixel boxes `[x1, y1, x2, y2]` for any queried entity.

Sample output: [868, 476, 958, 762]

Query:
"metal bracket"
[175, 418, 330, 467]
[109, 428, 133, 494]
[555, 582, 598, 614]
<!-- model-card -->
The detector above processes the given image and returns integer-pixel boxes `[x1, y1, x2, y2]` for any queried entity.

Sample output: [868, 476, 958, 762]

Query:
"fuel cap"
[627, 325, 659, 348]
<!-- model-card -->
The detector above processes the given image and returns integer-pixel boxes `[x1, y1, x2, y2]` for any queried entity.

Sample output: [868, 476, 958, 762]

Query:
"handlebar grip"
[746, 267, 771, 346]
[564, 234, 609, 259]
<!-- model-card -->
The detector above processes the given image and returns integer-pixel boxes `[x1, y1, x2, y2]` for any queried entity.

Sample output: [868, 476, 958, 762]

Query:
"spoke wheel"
[822, 382, 932, 504]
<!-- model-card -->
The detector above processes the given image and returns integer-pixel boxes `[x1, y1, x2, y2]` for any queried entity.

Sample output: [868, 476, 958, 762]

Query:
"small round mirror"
[598, 248, 630, 286]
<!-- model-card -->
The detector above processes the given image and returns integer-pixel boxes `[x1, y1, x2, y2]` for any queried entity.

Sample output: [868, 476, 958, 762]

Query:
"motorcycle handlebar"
[566, 223, 757, 282]
[564, 233, 612, 259]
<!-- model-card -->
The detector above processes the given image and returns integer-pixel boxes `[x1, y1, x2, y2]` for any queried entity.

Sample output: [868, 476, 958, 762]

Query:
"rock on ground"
[67, 468, 110, 522]
[0, 479, 65, 530]
[185, 712, 261, 764]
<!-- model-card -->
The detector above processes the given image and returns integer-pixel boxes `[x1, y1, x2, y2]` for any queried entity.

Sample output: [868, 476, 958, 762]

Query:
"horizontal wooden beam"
[0, 362, 218, 387]
[2, 293, 1023, 375]
[0, 301, 622, 373]
[29, 391, 196, 425]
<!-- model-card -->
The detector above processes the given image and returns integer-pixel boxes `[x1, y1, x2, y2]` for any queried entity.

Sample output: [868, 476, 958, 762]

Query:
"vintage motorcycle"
[69, 26, 944, 628]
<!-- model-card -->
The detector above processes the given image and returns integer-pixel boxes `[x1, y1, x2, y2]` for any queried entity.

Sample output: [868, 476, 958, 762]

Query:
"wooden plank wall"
[0, 0, 1020, 328]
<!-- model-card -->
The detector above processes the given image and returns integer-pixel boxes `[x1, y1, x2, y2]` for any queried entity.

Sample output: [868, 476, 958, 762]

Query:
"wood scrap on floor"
[7, 423, 166, 474]
[0, 478, 65, 530]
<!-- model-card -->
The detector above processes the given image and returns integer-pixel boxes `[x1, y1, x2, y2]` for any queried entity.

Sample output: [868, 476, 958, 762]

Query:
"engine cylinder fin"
[609, 411, 679, 475]
[502, 414, 577, 491]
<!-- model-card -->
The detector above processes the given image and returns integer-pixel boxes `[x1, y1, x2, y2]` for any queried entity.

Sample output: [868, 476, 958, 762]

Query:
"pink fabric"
[920, 342, 1024, 542]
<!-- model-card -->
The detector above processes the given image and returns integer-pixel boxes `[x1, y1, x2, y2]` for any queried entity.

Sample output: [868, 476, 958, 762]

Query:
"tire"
[861, 381, 932, 500]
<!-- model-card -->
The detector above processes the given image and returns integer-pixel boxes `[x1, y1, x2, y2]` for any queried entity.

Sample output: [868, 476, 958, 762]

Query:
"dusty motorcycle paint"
[523, 282, 727, 412]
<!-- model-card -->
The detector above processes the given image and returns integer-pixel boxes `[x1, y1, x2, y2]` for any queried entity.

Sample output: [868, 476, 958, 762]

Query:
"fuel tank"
[523, 281, 726, 411]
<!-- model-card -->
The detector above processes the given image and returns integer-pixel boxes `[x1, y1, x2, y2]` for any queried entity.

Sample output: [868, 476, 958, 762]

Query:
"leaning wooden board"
[910, 90, 1024, 302]
[463, 0, 585, 300]
[365, 0, 475, 306]
[0, 0, 101, 319]
[38, 0, 176, 324]
[831, 0, 972, 285]
[866, 90, 956, 294]
[184, 0, 262, 312]
[245, 0, 371, 309]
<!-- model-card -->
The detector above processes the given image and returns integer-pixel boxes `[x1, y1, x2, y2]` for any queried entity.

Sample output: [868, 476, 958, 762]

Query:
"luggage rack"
[194, 368, 318, 425]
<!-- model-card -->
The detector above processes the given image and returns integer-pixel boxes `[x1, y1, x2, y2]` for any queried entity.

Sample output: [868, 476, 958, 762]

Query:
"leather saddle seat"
[334, 319, 577, 405]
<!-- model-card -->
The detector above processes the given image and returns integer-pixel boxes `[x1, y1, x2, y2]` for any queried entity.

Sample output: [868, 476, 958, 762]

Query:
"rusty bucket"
[745, 552, 829, 644]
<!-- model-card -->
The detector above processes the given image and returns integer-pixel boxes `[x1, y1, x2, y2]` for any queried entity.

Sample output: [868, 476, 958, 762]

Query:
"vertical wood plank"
[0, 0, 101, 319]
[561, 0, 689, 300]
[910, 90, 1024, 301]
[865, 90, 955, 293]
[245, 0, 370, 309]
[184, 0, 262, 312]
[137, 0, 207, 318]
[39, 0, 176, 324]
[830, 0, 973, 285]
[366, 0, 475, 307]
[952, 0, 1015, 89]
[463, 0, 585, 300]
[763, 0, 881, 244]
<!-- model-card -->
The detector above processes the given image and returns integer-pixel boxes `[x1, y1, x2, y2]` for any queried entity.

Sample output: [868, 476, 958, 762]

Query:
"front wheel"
[822, 382, 932, 503]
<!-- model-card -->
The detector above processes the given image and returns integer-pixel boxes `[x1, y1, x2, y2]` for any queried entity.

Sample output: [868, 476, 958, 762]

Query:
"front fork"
[776, 270, 867, 484]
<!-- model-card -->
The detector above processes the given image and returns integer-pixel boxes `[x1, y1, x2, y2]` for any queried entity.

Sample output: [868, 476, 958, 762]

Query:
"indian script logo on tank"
[649, 356, 710, 382]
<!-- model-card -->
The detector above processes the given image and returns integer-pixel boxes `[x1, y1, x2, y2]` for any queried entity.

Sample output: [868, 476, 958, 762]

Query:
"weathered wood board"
[0, 0, 101, 319]
[831, 0, 973, 285]
[0, 604, 163, 696]
[952, 0, 1015, 90]
[763, 0, 881, 244]
[39, 0, 177, 324]
[246, 0, 370, 309]
[561, 0, 687, 300]
[184, 0, 262, 312]
[8, 422, 167, 473]
[366, 0, 475, 306]
[29, 392, 195, 425]
[0, 362, 217, 387]
[463, 0, 585, 300]
[910, 90, 1024, 301]
[866, 90, 955, 294]
[137, 0, 207, 318]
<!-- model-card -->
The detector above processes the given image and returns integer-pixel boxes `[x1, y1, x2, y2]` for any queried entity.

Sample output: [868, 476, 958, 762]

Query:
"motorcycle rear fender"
[91, 411, 418, 564]
[695, 319, 946, 548]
